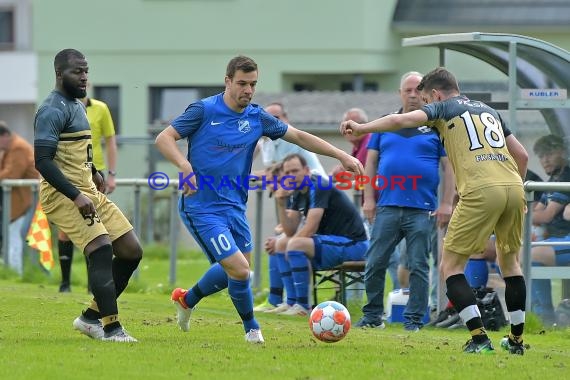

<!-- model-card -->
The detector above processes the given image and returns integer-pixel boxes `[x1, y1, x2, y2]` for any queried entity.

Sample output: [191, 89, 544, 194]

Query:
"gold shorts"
[444, 184, 525, 256]
[41, 187, 132, 252]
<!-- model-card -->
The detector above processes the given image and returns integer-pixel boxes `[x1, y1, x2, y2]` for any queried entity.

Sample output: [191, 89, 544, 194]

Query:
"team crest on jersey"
[417, 126, 432, 133]
[238, 120, 251, 133]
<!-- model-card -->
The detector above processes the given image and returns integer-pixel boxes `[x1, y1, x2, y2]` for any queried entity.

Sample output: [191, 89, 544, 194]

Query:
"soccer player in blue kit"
[155, 55, 363, 343]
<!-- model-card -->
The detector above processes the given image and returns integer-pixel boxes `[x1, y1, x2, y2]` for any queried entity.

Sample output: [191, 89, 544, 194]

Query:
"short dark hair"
[283, 153, 308, 168]
[533, 134, 566, 156]
[417, 67, 460, 94]
[226, 55, 258, 79]
[54, 49, 85, 72]
[0, 120, 10, 135]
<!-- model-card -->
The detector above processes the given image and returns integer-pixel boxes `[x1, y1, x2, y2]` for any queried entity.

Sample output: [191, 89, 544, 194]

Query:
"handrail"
[3, 178, 568, 311]
[523, 181, 570, 311]
[0, 178, 181, 284]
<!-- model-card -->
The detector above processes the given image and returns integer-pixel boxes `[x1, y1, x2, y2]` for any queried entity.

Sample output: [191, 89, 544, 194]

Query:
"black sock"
[113, 257, 142, 297]
[85, 255, 91, 292]
[446, 274, 487, 343]
[58, 240, 74, 285]
[82, 308, 100, 320]
[103, 321, 121, 334]
[504, 275, 526, 340]
[87, 245, 118, 323]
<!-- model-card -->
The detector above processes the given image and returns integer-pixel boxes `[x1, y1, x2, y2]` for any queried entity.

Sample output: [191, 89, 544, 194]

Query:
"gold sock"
[509, 333, 523, 344]
[101, 314, 119, 327]
[89, 300, 99, 312]
[470, 327, 487, 338]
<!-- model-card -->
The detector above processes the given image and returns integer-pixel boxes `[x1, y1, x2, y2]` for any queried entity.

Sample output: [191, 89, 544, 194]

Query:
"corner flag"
[26, 203, 54, 271]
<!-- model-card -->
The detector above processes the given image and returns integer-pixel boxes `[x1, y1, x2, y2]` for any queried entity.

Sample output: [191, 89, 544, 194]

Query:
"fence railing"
[2, 179, 569, 312]
[1, 179, 181, 285]
[523, 181, 570, 311]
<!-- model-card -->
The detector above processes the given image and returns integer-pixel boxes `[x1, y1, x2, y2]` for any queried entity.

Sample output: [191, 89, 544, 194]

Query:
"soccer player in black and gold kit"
[34, 49, 143, 342]
[341, 67, 529, 355]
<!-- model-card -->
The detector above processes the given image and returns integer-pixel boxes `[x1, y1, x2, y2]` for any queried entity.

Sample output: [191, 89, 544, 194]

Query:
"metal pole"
[252, 188, 263, 291]
[522, 191, 534, 312]
[132, 184, 142, 280]
[133, 184, 142, 236]
[2, 186, 12, 268]
[508, 41, 518, 133]
[169, 185, 179, 285]
[146, 190, 154, 244]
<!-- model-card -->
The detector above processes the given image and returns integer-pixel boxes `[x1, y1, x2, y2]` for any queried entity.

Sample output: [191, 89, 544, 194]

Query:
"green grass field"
[0, 247, 568, 380]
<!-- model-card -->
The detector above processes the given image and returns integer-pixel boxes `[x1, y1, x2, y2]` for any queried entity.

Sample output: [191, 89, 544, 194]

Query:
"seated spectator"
[270, 153, 369, 315]
[564, 204, 570, 221]
[253, 103, 327, 312]
[530, 135, 570, 324]
[253, 162, 288, 312]
[254, 102, 326, 177]
[0, 121, 39, 275]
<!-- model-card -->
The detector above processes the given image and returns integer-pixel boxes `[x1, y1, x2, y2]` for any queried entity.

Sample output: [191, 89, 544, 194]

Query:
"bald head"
[399, 71, 423, 113]
[343, 108, 368, 124]
[342, 108, 368, 144]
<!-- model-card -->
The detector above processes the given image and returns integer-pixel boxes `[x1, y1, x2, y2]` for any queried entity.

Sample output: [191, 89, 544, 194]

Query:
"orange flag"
[26, 203, 54, 271]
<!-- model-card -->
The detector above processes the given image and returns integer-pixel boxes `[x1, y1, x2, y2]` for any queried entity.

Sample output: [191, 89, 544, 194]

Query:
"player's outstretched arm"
[282, 126, 363, 176]
[340, 110, 428, 137]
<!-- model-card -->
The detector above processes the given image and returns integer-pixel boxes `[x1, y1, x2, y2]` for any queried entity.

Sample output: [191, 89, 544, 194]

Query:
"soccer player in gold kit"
[34, 49, 142, 342]
[341, 67, 529, 355]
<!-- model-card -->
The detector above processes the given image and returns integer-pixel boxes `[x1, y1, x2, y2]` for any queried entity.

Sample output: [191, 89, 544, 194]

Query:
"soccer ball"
[309, 301, 351, 343]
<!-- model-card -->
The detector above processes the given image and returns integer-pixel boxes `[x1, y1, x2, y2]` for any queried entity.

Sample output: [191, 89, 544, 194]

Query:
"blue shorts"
[543, 236, 570, 266]
[179, 204, 253, 264]
[312, 235, 368, 270]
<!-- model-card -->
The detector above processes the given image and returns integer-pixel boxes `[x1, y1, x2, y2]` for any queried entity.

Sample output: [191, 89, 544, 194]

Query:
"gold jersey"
[34, 90, 96, 198]
[422, 95, 522, 195]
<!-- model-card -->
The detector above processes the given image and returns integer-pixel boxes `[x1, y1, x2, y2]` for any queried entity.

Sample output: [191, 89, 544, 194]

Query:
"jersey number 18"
[460, 111, 505, 151]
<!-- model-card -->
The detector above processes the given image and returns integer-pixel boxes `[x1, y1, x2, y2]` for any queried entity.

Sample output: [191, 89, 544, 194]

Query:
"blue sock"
[184, 263, 228, 308]
[531, 262, 555, 319]
[228, 277, 260, 332]
[464, 258, 489, 288]
[268, 254, 284, 306]
[276, 252, 296, 305]
[288, 250, 310, 309]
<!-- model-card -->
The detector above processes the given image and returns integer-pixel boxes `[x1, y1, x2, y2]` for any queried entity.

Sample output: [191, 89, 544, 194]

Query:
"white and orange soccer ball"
[309, 301, 351, 343]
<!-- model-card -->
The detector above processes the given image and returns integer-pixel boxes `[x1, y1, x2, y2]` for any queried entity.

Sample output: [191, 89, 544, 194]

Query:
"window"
[363, 82, 379, 92]
[292, 83, 315, 92]
[149, 86, 223, 124]
[93, 86, 121, 135]
[341, 81, 379, 92]
[0, 9, 14, 50]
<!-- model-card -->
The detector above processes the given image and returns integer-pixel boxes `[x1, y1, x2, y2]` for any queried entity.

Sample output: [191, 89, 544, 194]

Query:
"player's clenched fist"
[339, 120, 364, 137]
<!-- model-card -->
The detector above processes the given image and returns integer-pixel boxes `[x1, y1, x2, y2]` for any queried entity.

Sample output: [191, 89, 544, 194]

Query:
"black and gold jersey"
[422, 95, 522, 196]
[34, 90, 94, 193]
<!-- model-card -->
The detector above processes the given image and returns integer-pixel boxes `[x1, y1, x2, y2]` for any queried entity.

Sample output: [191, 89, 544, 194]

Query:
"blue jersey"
[288, 177, 367, 241]
[539, 165, 570, 238]
[171, 93, 287, 213]
[367, 125, 445, 211]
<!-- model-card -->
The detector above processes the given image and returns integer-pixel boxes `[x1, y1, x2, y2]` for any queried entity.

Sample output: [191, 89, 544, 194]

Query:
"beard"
[62, 80, 87, 99]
